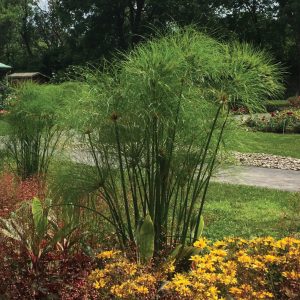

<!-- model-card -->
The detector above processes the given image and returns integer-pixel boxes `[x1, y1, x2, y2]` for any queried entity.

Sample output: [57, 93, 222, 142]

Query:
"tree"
[278, 0, 300, 93]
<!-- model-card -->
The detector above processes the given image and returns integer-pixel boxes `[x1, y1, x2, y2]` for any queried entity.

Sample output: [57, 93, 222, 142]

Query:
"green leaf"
[32, 198, 48, 238]
[136, 215, 154, 264]
[195, 215, 204, 240]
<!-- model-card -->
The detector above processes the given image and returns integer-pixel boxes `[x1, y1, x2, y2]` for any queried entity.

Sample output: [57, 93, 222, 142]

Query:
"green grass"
[204, 183, 300, 240]
[228, 129, 300, 158]
[0, 120, 10, 136]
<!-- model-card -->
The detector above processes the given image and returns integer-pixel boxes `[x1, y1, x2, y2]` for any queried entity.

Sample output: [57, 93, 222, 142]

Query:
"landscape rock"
[233, 152, 300, 171]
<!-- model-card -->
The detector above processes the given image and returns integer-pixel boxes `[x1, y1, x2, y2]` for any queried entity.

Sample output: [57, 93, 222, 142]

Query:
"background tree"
[0, 0, 298, 94]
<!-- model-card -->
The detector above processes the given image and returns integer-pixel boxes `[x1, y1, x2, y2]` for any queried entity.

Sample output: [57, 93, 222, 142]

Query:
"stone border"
[233, 152, 300, 171]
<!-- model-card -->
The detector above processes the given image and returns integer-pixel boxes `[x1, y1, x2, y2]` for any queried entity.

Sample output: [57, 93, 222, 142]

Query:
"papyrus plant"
[4, 82, 69, 179]
[60, 29, 283, 254]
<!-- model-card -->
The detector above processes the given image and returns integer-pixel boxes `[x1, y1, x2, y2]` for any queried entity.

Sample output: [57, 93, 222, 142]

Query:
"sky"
[38, 0, 48, 11]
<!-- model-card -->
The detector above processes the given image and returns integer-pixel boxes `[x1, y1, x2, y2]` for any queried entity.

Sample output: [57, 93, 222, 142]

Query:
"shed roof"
[8, 72, 49, 79]
[0, 63, 12, 69]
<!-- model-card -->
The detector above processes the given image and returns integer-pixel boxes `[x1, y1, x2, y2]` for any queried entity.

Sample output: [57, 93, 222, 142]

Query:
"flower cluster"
[89, 237, 300, 299]
[89, 250, 161, 299]
[245, 109, 300, 133]
[165, 237, 300, 299]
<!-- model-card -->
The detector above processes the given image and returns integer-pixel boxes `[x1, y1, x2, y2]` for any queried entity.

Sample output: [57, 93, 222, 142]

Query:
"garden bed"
[244, 110, 300, 134]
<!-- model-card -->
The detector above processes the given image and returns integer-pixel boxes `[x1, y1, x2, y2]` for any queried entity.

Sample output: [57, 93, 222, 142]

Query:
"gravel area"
[234, 152, 300, 171]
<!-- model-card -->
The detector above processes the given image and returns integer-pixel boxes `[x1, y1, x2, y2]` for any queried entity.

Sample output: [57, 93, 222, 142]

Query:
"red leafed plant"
[0, 170, 45, 217]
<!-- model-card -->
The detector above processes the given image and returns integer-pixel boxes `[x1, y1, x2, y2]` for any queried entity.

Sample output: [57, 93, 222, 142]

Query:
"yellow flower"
[193, 238, 208, 249]
[164, 259, 176, 274]
[275, 237, 300, 250]
[135, 274, 157, 284]
[251, 258, 266, 270]
[213, 240, 227, 248]
[253, 290, 274, 299]
[111, 281, 150, 298]
[237, 253, 251, 264]
[217, 272, 237, 285]
[93, 279, 106, 289]
[210, 249, 227, 258]
[205, 286, 219, 299]
[135, 285, 149, 294]
[97, 250, 121, 259]
[166, 273, 193, 296]
[224, 237, 236, 244]
[190, 255, 202, 265]
[282, 271, 300, 280]
[264, 254, 280, 263]
[229, 286, 242, 296]
[105, 260, 137, 276]
[172, 273, 191, 286]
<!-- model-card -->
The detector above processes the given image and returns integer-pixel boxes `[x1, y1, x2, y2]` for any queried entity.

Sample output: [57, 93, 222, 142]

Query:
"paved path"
[213, 166, 300, 192]
[68, 149, 300, 192]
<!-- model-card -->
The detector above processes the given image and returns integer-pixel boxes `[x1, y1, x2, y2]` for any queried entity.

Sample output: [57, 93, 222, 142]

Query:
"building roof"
[8, 72, 49, 79]
[0, 63, 12, 69]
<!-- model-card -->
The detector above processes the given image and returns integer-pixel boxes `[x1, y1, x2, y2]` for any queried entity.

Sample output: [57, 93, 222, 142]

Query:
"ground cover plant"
[88, 237, 300, 299]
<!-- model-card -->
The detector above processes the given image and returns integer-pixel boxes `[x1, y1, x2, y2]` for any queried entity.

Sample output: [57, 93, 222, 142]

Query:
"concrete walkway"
[68, 149, 300, 192]
[213, 166, 300, 192]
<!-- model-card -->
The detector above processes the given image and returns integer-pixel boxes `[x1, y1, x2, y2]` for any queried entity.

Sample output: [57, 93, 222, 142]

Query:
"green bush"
[3, 82, 69, 179]
[264, 100, 290, 112]
[0, 79, 12, 110]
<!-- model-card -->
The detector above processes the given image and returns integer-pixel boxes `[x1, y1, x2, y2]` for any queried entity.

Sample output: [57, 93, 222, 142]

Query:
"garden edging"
[233, 152, 300, 171]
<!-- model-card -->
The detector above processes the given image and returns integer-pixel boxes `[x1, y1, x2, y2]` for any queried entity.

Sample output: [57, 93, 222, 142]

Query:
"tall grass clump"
[3, 82, 69, 179]
[58, 29, 283, 254]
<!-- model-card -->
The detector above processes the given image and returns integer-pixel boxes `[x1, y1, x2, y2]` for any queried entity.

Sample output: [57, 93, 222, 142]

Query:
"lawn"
[204, 182, 300, 240]
[0, 120, 9, 136]
[228, 129, 300, 158]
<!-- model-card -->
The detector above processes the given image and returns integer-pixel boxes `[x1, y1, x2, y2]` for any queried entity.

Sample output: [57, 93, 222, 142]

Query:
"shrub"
[265, 100, 290, 112]
[60, 28, 283, 255]
[89, 237, 300, 299]
[0, 197, 84, 272]
[0, 79, 12, 110]
[244, 109, 300, 133]
[3, 82, 68, 179]
[0, 196, 95, 298]
[0, 236, 94, 299]
[287, 95, 300, 108]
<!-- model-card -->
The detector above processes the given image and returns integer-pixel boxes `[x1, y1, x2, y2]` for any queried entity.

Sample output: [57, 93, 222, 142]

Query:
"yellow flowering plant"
[89, 237, 300, 299]
[89, 249, 164, 299]
[164, 237, 300, 299]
